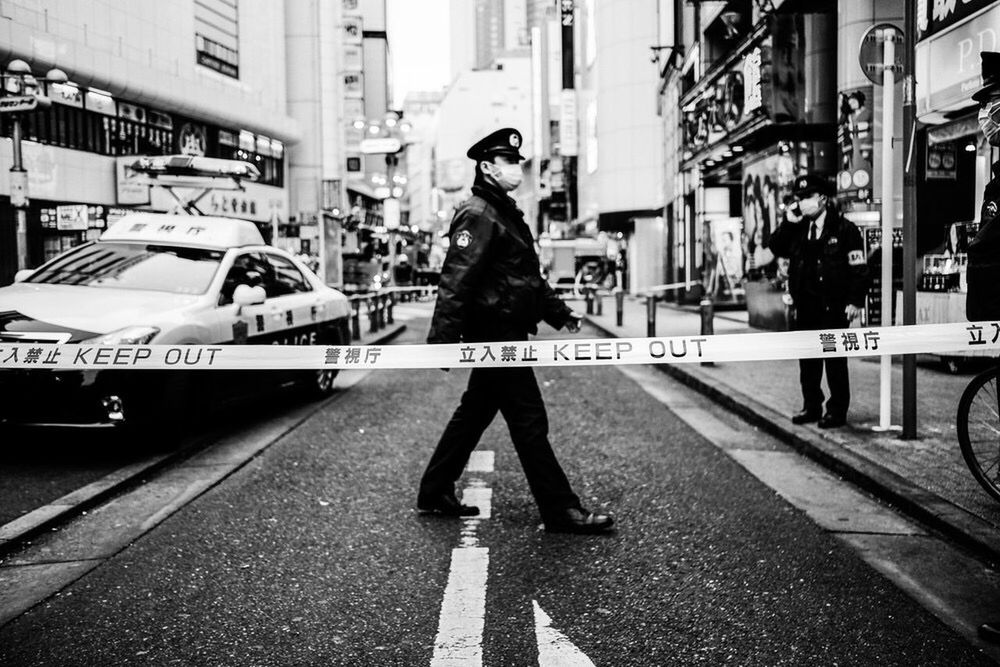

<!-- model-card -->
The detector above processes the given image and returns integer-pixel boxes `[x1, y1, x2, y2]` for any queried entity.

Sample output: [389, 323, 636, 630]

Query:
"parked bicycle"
[957, 361, 1000, 502]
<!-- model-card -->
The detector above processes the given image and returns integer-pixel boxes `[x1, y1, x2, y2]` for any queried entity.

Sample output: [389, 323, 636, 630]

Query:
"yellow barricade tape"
[0, 322, 997, 371]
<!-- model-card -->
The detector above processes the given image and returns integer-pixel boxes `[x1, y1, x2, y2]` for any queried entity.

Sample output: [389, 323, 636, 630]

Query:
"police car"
[0, 159, 351, 428]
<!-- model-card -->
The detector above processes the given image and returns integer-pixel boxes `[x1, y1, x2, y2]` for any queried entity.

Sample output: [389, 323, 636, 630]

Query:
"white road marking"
[431, 452, 494, 667]
[431, 547, 490, 666]
[466, 450, 495, 473]
[533, 600, 597, 667]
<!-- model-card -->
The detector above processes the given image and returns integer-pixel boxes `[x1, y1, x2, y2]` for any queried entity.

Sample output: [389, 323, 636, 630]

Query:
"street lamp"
[358, 110, 412, 286]
[2, 59, 68, 271]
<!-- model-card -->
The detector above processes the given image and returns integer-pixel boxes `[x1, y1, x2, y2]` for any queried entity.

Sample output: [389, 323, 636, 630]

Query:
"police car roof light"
[129, 155, 260, 182]
[101, 212, 266, 249]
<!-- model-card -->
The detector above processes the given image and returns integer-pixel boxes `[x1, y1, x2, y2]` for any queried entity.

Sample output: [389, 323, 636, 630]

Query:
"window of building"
[195, 0, 240, 78]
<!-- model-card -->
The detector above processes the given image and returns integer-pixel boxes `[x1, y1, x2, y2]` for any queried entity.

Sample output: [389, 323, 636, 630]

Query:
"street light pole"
[9, 113, 28, 270]
[2, 59, 67, 272]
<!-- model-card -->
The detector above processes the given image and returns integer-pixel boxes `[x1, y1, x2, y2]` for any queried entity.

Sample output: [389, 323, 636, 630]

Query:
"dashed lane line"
[431, 451, 494, 666]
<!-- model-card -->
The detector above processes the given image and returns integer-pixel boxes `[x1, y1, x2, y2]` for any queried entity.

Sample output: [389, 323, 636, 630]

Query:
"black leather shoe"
[818, 413, 847, 429]
[979, 622, 1000, 643]
[544, 507, 615, 534]
[792, 408, 822, 425]
[417, 493, 479, 517]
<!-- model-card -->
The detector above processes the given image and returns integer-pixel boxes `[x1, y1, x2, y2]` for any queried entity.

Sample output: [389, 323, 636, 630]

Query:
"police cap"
[972, 51, 1000, 102]
[466, 127, 525, 161]
[792, 173, 835, 198]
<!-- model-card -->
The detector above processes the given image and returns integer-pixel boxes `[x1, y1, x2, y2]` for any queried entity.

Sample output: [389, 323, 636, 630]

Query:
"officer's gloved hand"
[566, 312, 583, 334]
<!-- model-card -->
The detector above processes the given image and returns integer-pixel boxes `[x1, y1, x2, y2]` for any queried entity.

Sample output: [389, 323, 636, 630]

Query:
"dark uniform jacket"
[967, 161, 1000, 321]
[769, 207, 869, 310]
[428, 182, 571, 344]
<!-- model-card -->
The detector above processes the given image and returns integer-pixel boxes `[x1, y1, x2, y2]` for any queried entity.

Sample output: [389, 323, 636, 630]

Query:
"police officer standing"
[769, 174, 869, 429]
[417, 127, 615, 534]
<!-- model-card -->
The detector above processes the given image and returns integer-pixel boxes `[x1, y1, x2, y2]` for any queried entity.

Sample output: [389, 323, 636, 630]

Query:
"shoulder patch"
[454, 230, 473, 249]
[847, 249, 866, 266]
[986, 200, 998, 218]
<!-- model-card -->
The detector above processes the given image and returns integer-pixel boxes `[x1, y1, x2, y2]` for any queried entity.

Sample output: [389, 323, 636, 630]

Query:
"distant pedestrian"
[418, 127, 614, 534]
[769, 173, 869, 429]
[965, 50, 1000, 645]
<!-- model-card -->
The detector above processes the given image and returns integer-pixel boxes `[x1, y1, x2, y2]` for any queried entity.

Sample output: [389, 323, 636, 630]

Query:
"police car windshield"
[27, 242, 224, 295]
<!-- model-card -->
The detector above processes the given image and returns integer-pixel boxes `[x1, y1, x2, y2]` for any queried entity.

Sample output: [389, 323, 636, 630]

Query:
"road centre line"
[430, 453, 494, 667]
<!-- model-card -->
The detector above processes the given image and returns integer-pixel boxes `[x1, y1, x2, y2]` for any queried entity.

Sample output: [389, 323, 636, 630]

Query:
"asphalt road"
[0, 315, 992, 666]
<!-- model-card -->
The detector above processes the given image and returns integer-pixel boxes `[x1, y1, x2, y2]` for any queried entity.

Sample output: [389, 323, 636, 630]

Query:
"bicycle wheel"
[958, 366, 1000, 503]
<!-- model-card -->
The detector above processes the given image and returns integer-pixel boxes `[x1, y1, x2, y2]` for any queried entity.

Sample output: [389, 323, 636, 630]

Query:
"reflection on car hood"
[0, 283, 202, 338]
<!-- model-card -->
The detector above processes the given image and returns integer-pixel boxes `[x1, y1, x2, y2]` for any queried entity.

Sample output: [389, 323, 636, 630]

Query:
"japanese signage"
[919, 0, 998, 40]
[837, 86, 874, 203]
[915, 2, 1000, 119]
[926, 142, 958, 179]
[0, 322, 997, 370]
[681, 17, 807, 156]
[56, 204, 89, 231]
[116, 156, 151, 206]
[559, 89, 579, 156]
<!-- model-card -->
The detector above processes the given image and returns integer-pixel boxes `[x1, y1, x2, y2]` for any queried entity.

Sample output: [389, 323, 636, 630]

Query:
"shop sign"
[683, 70, 748, 150]
[176, 122, 207, 156]
[344, 16, 362, 44]
[344, 72, 364, 99]
[48, 82, 83, 108]
[84, 90, 115, 116]
[743, 48, 763, 114]
[116, 156, 151, 206]
[559, 89, 578, 156]
[919, 0, 997, 41]
[343, 44, 363, 71]
[0, 96, 37, 113]
[926, 142, 958, 179]
[837, 86, 874, 203]
[149, 182, 286, 223]
[56, 204, 88, 231]
[916, 2, 1000, 118]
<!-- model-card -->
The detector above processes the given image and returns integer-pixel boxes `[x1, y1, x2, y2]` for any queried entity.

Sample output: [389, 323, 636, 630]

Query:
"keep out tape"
[0, 321, 998, 371]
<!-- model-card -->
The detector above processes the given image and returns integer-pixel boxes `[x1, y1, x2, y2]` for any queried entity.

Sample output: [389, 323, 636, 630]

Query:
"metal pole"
[11, 115, 28, 271]
[901, 0, 918, 439]
[595, 290, 603, 316]
[878, 32, 897, 431]
[646, 295, 656, 337]
[615, 289, 624, 327]
[700, 297, 715, 367]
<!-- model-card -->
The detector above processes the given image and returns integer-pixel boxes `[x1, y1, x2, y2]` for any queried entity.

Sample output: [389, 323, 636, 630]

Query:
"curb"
[0, 323, 407, 558]
[585, 315, 1000, 567]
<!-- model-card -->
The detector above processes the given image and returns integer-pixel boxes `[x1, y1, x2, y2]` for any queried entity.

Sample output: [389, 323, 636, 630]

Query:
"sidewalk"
[575, 294, 1000, 564]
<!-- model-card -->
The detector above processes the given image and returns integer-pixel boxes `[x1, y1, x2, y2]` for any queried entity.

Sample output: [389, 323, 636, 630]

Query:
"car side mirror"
[13, 269, 33, 283]
[233, 284, 266, 307]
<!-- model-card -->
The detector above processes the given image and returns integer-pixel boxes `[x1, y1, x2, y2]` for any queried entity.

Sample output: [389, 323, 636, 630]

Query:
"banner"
[0, 322, 997, 371]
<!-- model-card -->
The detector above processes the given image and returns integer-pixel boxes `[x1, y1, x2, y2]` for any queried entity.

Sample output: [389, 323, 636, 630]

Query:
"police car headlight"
[83, 326, 161, 345]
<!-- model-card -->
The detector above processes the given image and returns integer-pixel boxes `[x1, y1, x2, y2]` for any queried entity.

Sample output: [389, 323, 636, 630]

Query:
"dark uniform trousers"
[795, 301, 850, 418]
[419, 366, 580, 519]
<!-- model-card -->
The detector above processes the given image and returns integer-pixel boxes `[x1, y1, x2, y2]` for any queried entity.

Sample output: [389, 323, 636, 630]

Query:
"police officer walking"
[417, 127, 615, 535]
[770, 174, 869, 429]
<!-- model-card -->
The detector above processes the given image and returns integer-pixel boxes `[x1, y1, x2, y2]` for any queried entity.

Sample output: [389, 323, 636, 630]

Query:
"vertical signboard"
[837, 86, 874, 203]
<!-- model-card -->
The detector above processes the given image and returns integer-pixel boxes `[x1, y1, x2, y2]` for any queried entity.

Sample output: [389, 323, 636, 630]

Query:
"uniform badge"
[510, 133, 520, 148]
[455, 230, 473, 248]
[847, 249, 866, 266]
[827, 236, 838, 246]
[987, 200, 998, 218]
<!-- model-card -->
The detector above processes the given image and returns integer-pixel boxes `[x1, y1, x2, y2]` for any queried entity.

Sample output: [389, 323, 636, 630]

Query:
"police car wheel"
[298, 368, 339, 400]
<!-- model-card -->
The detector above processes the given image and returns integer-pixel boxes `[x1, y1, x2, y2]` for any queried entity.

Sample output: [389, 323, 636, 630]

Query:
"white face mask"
[797, 195, 823, 219]
[483, 161, 523, 191]
[979, 100, 1000, 146]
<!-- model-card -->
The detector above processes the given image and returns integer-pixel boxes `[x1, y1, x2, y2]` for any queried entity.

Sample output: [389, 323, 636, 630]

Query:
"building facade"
[0, 0, 298, 285]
